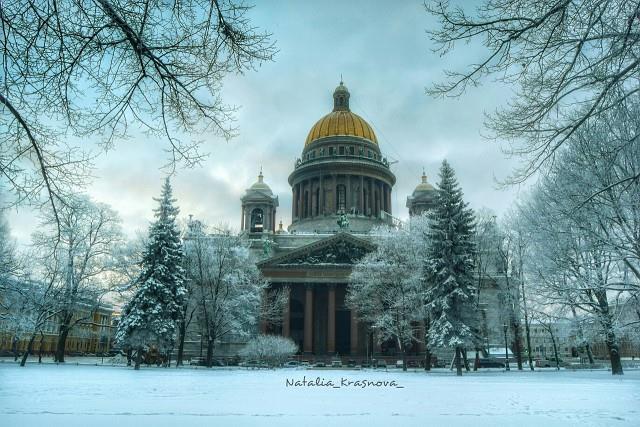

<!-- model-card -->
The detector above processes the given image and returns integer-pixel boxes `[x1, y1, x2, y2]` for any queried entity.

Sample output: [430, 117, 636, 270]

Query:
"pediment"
[257, 233, 375, 268]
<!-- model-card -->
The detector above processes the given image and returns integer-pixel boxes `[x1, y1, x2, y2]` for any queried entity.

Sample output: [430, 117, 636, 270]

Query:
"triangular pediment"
[257, 232, 375, 268]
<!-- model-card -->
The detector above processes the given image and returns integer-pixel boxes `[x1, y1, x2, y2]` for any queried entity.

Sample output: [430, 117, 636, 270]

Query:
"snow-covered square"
[1, 364, 639, 427]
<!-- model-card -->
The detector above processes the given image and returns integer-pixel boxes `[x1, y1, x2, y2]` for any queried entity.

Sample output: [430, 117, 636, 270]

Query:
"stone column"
[359, 175, 364, 215]
[350, 310, 358, 356]
[319, 175, 325, 215]
[345, 175, 351, 214]
[304, 285, 313, 353]
[332, 174, 337, 214]
[310, 179, 316, 218]
[282, 287, 291, 338]
[292, 184, 297, 220]
[241, 206, 245, 231]
[368, 178, 373, 216]
[327, 285, 336, 354]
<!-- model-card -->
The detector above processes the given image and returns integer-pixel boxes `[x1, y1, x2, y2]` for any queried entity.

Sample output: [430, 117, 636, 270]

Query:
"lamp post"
[503, 322, 510, 371]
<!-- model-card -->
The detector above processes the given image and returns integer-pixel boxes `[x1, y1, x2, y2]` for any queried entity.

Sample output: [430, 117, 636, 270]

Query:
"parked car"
[535, 359, 554, 368]
[347, 359, 357, 368]
[360, 360, 371, 368]
[395, 360, 404, 368]
[331, 359, 342, 368]
[476, 358, 505, 368]
[301, 360, 310, 367]
[190, 357, 206, 366]
[376, 360, 387, 369]
[314, 360, 326, 368]
[407, 360, 418, 368]
[284, 360, 300, 368]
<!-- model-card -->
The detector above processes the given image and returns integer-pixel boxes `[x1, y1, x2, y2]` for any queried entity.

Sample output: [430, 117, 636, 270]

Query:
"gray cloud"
[5, 0, 526, 243]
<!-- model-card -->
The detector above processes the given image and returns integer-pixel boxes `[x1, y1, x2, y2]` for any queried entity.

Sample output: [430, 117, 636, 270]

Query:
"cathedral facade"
[239, 82, 450, 359]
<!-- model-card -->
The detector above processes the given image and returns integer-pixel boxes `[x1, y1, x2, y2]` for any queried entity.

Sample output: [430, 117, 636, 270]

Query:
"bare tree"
[349, 223, 427, 372]
[183, 224, 266, 368]
[1, 0, 276, 222]
[426, 0, 640, 189]
[32, 194, 122, 362]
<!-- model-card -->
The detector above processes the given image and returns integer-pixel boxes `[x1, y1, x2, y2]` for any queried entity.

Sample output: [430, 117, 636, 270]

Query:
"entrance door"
[335, 309, 351, 355]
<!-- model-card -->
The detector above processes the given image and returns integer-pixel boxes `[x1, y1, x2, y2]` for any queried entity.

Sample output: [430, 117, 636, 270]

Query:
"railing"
[294, 153, 391, 170]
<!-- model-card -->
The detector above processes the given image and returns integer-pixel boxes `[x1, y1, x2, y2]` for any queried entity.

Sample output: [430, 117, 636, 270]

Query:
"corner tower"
[241, 170, 279, 234]
[406, 170, 437, 216]
[288, 82, 396, 233]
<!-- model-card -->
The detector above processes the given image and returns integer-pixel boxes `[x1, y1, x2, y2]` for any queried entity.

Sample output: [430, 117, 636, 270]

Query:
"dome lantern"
[333, 81, 350, 112]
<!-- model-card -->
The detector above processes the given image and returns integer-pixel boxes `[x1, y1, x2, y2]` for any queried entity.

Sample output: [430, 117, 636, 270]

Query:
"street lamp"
[503, 322, 510, 371]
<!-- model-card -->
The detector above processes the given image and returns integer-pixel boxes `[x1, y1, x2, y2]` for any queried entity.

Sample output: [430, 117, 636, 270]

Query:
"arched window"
[250, 208, 264, 232]
[337, 184, 346, 213]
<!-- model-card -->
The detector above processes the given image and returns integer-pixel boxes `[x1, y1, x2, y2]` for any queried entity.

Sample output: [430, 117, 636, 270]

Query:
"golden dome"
[304, 81, 378, 146]
[305, 110, 378, 146]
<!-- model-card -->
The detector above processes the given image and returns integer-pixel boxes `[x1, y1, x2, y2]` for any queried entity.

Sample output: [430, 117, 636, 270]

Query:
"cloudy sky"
[6, 0, 530, 244]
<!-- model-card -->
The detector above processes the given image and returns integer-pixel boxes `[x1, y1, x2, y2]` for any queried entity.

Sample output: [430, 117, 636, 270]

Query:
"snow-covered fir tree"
[423, 160, 477, 376]
[116, 178, 187, 369]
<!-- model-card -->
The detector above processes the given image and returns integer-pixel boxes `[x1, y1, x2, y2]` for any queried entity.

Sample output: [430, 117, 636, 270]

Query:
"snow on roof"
[488, 347, 514, 356]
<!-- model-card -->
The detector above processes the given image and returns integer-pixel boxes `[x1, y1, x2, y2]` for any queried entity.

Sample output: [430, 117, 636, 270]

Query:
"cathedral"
[238, 82, 450, 359]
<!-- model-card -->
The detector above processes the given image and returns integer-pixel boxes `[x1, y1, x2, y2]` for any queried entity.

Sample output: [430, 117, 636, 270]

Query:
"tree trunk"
[423, 316, 431, 371]
[550, 332, 560, 371]
[521, 281, 534, 371]
[38, 332, 45, 364]
[19, 333, 37, 367]
[126, 347, 132, 366]
[176, 320, 186, 367]
[134, 346, 142, 370]
[55, 312, 73, 363]
[455, 346, 463, 376]
[206, 339, 214, 368]
[462, 348, 470, 372]
[473, 349, 480, 371]
[402, 347, 407, 372]
[585, 343, 595, 364]
[512, 320, 523, 370]
[605, 331, 624, 375]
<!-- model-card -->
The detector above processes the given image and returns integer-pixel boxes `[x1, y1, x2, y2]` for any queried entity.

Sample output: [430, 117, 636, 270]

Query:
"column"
[304, 285, 313, 353]
[241, 206, 245, 231]
[332, 174, 337, 214]
[319, 175, 325, 215]
[368, 178, 373, 216]
[311, 179, 317, 217]
[327, 285, 336, 354]
[350, 310, 358, 356]
[345, 175, 351, 214]
[359, 175, 364, 215]
[292, 185, 297, 220]
[282, 287, 291, 338]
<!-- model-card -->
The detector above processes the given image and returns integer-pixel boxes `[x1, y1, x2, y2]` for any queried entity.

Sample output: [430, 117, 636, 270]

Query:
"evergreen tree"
[116, 178, 187, 370]
[423, 160, 477, 376]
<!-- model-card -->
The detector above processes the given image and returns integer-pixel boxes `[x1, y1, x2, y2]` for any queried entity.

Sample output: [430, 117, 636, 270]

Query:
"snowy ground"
[0, 362, 638, 427]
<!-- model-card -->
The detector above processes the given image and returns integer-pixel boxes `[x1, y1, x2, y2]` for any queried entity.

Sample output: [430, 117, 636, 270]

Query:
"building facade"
[234, 82, 504, 361]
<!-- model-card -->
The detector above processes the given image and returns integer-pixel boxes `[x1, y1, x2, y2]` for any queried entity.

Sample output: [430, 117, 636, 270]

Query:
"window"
[349, 146, 355, 155]
[320, 148, 325, 156]
[337, 184, 346, 212]
[250, 208, 264, 232]
[311, 150, 316, 159]
[359, 147, 364, 155]
[367, 150, 372, 158]
[339, 146, 345, 155]
[329, 147, 335, 156]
